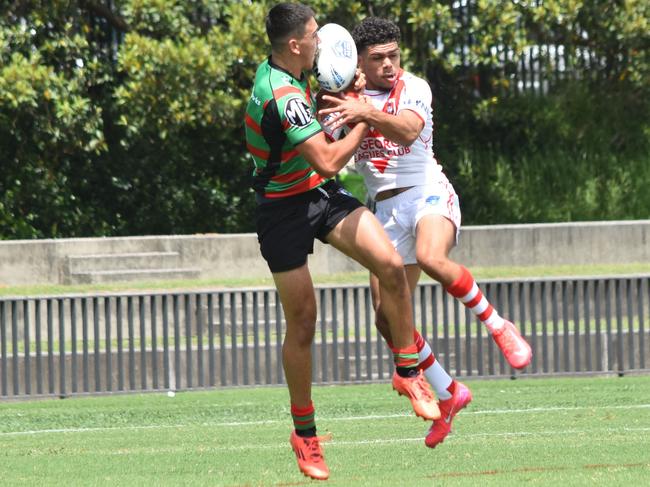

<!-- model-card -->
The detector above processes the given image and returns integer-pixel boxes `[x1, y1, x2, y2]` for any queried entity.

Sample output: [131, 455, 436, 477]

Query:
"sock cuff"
[446, 265, 473, 297]
[418, 353, 435, 370]
[394, 343, 418, 355]
[413, 330, 425, 350]
[291, 401, 314, 416]
[394, 343, 419, 368]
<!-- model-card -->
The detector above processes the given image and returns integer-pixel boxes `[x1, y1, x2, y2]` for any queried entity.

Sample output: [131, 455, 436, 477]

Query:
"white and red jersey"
[350, 70, 443, 199]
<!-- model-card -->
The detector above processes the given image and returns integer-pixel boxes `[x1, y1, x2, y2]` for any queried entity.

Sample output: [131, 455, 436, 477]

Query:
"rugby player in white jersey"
[319, 16, 532, 448]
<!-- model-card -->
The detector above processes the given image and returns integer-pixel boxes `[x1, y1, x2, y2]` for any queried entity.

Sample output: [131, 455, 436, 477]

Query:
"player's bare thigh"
[415, 213, 456, 260]
[325, 206, 403, 274]
[415, 214, 459, 286]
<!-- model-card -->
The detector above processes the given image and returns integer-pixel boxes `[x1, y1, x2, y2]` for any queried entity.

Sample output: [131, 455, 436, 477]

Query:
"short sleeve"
[397, 77, 432, 121]
[280, 95, 323, 146]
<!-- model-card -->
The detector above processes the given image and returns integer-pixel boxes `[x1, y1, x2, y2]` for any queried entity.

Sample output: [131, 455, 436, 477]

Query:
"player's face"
[297, 17, 319, 71]
[358, 42, 401, 91]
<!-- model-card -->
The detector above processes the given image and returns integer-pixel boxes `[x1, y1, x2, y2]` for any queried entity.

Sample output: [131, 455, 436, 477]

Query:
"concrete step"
[69, 268, 201, 284]
[67, 251, 182, 273]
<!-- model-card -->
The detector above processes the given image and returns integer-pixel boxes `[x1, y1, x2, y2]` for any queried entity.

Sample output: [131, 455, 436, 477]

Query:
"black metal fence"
[1, 275, 648, 399]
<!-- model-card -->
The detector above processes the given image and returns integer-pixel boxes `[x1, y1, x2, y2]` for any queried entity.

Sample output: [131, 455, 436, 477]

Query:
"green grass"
[1, 376, 649, 485]
[1, 262, 650, 298]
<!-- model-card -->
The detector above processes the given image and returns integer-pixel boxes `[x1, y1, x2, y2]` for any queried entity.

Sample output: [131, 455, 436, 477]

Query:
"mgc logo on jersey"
[284, 97, 313, 127]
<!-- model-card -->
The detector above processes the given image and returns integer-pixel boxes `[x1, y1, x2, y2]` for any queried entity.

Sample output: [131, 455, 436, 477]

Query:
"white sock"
[417, 336, 453, 400]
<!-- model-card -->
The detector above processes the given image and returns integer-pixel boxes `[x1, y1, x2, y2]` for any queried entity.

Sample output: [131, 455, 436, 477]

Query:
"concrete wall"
[1, 220, 649, 286]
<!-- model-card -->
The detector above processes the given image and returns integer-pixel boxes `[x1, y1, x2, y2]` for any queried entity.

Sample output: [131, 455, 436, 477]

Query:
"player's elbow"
[401, 129, 420, 146]
[313, 165, 338, 179]
[388, 129, 418, 147]
[309, 149, 344, 179]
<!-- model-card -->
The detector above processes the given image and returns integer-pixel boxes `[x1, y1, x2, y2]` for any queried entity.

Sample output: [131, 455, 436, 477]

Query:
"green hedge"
[0, 1, 648, 238]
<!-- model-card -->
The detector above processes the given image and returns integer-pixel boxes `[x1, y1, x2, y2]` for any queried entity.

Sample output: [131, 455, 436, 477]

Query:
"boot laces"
[302, 433, 332, 461]
[414, 374, 434, 401]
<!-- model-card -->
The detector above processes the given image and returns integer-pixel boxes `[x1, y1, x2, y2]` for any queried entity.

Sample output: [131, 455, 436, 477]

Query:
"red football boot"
[392, 370, 441, 420]
[290, 431, 330, 480]
[425, 382, 472, 449]
[492, 320, 532, 369]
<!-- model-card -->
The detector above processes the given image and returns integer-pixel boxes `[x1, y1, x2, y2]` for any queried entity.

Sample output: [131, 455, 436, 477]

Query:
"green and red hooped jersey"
[244, 57, 327, 198]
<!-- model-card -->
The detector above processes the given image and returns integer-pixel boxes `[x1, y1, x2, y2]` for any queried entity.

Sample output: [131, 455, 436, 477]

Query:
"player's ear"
[288, 38, 301, 55]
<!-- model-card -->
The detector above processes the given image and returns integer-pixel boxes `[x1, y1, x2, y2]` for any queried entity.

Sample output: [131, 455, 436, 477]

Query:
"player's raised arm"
[295, 121, 368, 179]
[320, 94, 423, 147]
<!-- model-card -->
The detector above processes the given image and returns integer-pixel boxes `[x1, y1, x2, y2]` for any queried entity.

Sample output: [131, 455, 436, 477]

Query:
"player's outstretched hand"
[318, 93, 371, 130]
[351, 69, 366, 94]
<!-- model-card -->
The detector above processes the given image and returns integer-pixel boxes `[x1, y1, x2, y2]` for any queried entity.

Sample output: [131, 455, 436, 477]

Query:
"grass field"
[1, 376, 649, 486]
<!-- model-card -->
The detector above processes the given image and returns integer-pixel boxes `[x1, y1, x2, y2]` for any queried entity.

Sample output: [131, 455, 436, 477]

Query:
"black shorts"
[255, 180, 364, 273]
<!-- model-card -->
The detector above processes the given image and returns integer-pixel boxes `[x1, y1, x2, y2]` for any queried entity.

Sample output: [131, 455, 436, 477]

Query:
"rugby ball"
[313, 23, 357, 93]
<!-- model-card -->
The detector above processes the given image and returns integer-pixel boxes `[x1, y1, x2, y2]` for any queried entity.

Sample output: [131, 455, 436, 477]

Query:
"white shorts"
[374, 177, 461, 265]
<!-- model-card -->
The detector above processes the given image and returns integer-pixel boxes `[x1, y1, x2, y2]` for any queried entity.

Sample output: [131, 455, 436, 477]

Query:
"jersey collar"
[267, 56, 307, 83]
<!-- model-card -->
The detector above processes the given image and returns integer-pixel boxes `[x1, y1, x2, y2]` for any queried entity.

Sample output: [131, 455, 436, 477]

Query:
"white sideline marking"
[1, 403, 650, 437]
[57, 426, 650, 455]
[217, 427, 650, 451]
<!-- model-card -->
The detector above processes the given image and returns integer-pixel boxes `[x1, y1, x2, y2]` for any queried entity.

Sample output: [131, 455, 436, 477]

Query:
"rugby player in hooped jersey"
[319, 17, 533, 449]
[244, 4, 441, 481]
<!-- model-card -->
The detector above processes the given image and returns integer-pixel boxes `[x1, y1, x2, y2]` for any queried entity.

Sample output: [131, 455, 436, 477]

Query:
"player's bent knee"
[286, 318, 316, 347]
[384, 250, 405, 272]
[417, 254, 448, 276]
[284, 305, 317, 342]
[375, 260, 407, 291]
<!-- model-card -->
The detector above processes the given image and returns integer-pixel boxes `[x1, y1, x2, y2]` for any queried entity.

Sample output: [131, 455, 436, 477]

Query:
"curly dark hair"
[351, 17, 401, 53]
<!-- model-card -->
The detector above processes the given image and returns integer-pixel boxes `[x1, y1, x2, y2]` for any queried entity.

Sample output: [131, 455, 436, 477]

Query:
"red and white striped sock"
[446, 265, 505, 332]
[388, 331, 454, 400]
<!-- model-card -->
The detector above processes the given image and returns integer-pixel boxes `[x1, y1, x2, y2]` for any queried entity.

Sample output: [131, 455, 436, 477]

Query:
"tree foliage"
[0, 0, 648, 238]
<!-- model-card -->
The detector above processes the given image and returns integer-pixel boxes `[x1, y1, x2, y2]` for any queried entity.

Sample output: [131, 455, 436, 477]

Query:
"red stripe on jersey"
[265, 173, 325, 198]
[371, 158, 389, 173]
[247, 143, 268, 159]
[382, 70, 405, 114]
[282, 149, 299, 162]
[271, 167, 310, 184]
[273, 86, 301, 99]
[245, 113, 262, 135]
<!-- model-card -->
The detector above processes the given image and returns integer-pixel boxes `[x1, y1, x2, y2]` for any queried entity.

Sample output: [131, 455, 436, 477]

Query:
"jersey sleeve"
[320, 111, 348, 142]
[279, 94, 322, 146]
[397, 76, 432, 122]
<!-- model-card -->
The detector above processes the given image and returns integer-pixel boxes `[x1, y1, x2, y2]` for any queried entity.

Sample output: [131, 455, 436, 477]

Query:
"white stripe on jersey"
[354, 71, 443, 199]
